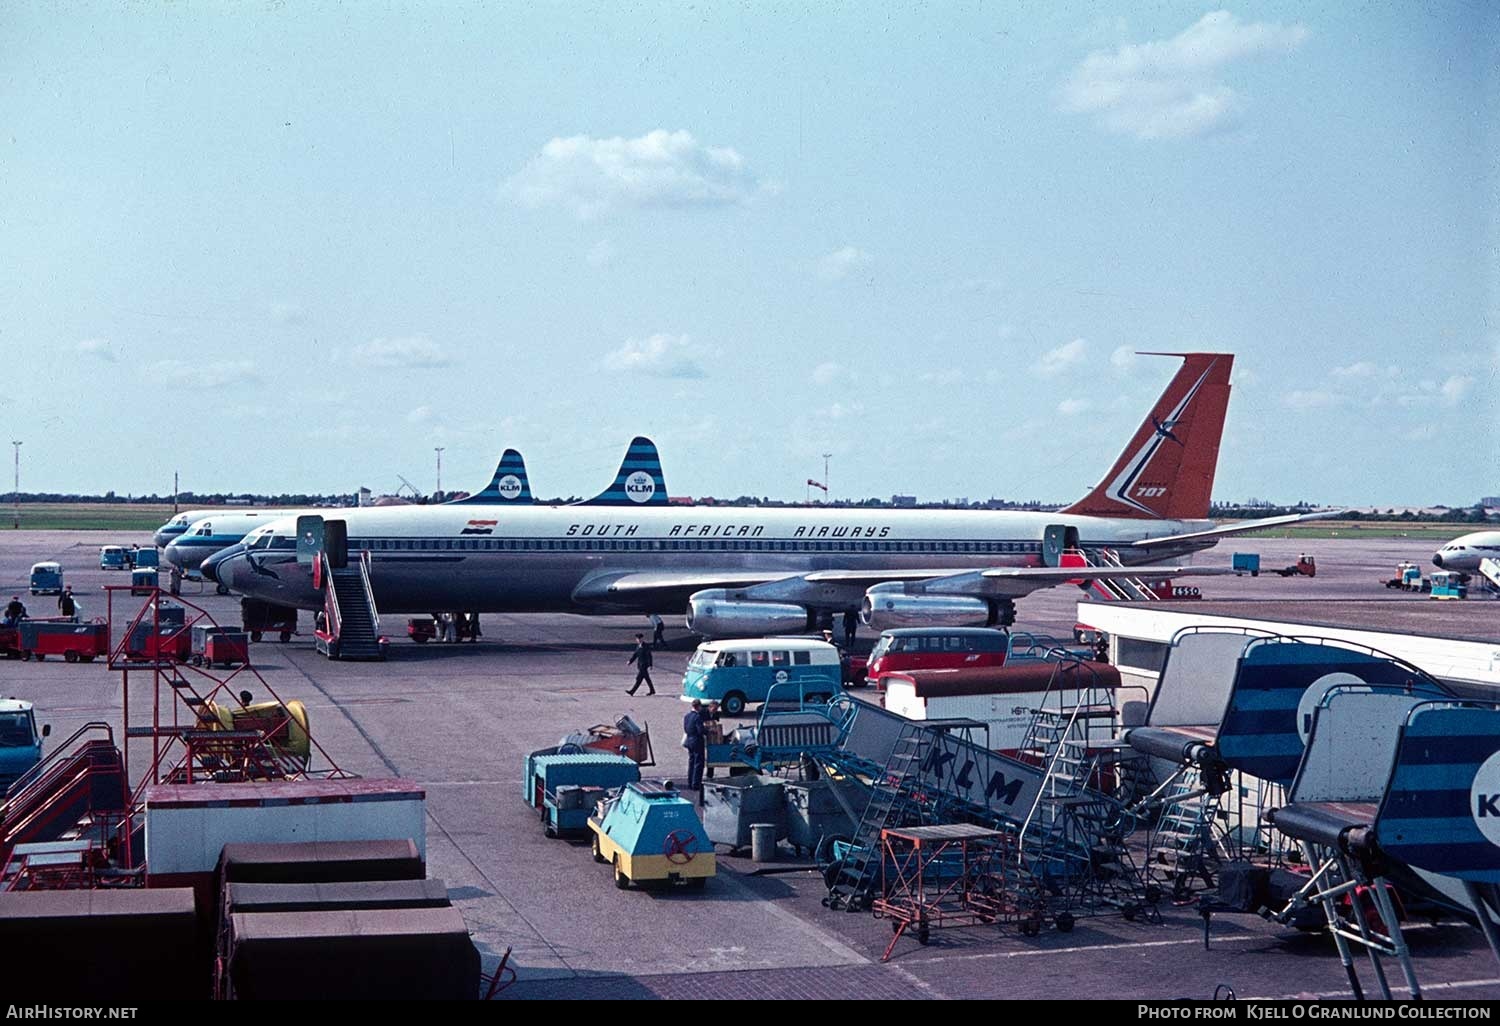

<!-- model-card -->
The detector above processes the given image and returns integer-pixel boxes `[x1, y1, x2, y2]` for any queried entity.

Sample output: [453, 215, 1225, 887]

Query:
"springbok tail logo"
[1061, 353, 1233, 521]
[461, 519, 497, 535]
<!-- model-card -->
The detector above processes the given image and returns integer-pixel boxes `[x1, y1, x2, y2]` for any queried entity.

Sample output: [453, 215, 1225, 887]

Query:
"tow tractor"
[1272, 554, 1316, 578]
[589, 780, 715, 890]
[1384, 562, 1428, 592]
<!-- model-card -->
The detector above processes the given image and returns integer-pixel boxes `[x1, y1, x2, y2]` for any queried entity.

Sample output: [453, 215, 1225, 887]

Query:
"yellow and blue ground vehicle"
[681, 638, 842, 716]
[589, 781, 715, 890]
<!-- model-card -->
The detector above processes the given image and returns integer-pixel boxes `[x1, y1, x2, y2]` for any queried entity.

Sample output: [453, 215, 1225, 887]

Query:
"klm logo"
[625, 471, 656, 504]
[497, 475, 523, 500]
[921, 746, 1025, 806]
[1478, 794, 1500, 818]
[1469, 752, 1500, 846]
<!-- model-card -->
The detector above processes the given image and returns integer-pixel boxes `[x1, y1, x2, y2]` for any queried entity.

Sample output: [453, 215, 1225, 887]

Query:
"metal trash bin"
[702, 774, 786, 850]
[785, 778, 861, 857]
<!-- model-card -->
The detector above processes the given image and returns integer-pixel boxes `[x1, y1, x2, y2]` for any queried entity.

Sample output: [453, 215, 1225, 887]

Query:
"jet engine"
[859, 582, 995, 631]
[686, 589, 812, 638]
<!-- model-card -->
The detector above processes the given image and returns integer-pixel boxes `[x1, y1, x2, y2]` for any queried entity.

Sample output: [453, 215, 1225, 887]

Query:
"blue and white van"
[681, 638, 843, 716]
[29, 562, 63, 595]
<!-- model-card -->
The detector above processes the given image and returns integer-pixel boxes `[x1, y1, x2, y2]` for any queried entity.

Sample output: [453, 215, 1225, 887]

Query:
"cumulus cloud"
[1037, 338, 1088, 377]
[1110, 346, 1136, 371]
[812, 362, 846, 386]
[502, 129, 765, 219]
[817, 246, 873, 282]
[586, 240, 617, 267]
[1333, 361, 1399, 379]
[1440, 375, 1475, 406]
[604, 333, 706, 379]
[76, 338, 115, 362]
[351, 335, 449, 369]
[1283, 389, 1341, 410]
[1057, 398, 1092, 416]
[1062, 11, 1309, 140]
[153, 359, 259, 389]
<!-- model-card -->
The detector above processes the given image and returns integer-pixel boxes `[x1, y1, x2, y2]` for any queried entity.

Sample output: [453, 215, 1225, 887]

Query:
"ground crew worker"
[626, 633, 655, 696]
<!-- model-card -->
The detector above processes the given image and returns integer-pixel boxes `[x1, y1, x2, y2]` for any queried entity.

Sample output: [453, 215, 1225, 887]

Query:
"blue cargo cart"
[526, 752, 641, 838]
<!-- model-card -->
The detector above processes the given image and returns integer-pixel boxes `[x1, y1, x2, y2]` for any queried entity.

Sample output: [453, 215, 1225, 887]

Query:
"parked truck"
[0, 699, 51, 789]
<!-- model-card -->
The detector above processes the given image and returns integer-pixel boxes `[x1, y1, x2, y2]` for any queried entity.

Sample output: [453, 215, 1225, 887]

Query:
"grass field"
[1235, 520, 1482, 540]
[3, 504, 240, 531]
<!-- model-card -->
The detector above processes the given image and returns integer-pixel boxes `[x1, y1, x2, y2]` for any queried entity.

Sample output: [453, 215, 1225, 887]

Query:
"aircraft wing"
[574, 563, 1229, 607]
[1127, 510, 1344, 551]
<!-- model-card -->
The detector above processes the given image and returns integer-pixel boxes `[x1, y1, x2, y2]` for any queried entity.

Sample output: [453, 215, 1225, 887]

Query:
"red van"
[865, 627, 1010, 688]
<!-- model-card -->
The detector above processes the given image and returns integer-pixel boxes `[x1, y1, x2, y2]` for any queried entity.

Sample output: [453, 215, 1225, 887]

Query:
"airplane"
[1432, 529, 1500, 588]
[205, 353, 1337, 637]
[159, 449, 541, 576]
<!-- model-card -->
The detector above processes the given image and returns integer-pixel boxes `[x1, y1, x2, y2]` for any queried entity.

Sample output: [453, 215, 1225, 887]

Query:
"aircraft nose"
[1432, 553, 1445, 569]
[163, 541, 188, 569]
[201, 544, 243, 584]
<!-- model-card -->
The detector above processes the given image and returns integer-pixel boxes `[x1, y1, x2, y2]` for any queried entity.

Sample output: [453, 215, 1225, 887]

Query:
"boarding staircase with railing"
[1075, 547, 1162, 602]
[314, 550, 385, 661]
[0, 723, 127, 879]
[1145, 767, 1226, 899]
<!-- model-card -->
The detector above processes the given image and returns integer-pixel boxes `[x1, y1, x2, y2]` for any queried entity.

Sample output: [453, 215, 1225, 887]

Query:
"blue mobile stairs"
[734, 656, 1157, 930]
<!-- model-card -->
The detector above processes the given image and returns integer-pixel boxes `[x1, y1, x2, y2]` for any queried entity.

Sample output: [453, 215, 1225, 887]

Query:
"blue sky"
[3, 2, 1495, 506]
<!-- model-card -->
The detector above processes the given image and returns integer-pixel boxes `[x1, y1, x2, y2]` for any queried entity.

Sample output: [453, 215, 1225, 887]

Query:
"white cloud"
[502, 129, 765, 219]
[817, 246, 873, 282]
[586, 239, 617, 267]
[603, 333, 706, 379]
[1283, 389, 1341, 410]
[153, 359, 259, 389]
[1062, 11, 1309, 140]
[1057, 398, 1092, 416]
[406, 406, 432, 424]
[1037, 338, 1088, 377]
[1109, 345, 1136, 371]
[1440, 375, 1475, 406]
[270, 302, 305, 326]
[819, 401, 863, 421]
[1333, 361, 1399, 379]
[812, 361, 846, 386]
[75, 338, 115, 362]
[351, 335, 449, 368]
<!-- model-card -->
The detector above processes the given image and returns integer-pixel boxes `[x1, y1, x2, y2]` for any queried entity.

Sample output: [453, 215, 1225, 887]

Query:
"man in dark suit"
[682, 699, 707, 790]
[626, 633, 655, 695]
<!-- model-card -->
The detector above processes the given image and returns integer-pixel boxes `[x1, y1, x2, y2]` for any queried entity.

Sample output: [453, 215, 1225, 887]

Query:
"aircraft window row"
[349, 538, 1045, 554]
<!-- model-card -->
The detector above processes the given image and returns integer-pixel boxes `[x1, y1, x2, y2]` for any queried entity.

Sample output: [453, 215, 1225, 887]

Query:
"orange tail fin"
[1060, 353, 1233, 520]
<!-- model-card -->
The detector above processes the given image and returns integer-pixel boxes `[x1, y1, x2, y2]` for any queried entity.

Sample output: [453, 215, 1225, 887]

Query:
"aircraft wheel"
[216, 584, 230, 596]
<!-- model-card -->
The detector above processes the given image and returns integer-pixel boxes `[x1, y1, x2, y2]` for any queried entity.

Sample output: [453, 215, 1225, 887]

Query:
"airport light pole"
[11, 441, 20, 529]
[434, 447, 445, 499]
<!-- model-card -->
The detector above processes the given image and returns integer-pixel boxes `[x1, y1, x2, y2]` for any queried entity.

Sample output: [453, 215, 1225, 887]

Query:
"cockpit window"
[252, 534, 274, 550]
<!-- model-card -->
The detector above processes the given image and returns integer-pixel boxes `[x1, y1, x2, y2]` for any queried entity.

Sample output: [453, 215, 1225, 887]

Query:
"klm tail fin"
[448, 448, 534, 505]
[1061, 352, 1232, 520]
[577, 436, 669, 506]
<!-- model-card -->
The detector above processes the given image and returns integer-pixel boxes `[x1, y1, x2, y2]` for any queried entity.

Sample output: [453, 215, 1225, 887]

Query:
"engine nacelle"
[686, 590, 812, 638]
[860, 583, 992, 631]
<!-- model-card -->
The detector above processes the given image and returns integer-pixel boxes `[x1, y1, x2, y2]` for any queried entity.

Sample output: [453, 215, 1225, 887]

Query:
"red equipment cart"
[17, 619, 110, 663]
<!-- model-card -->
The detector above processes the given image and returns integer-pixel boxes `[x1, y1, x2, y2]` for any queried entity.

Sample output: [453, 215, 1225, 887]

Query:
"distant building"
[668, 496, 694, 506]
[891, 494, 917, 507]
[1482, 496, 1500, 510]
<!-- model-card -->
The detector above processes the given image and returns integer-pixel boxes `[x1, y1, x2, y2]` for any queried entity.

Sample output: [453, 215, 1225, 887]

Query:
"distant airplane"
[206, 353, 1336, 636]
[160, 449, 539, 575]
[1432, 530, 1500, 576]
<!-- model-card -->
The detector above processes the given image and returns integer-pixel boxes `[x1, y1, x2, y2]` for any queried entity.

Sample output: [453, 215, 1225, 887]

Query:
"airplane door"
[1042, 525, 1079, 567]
[324, 520, 348, 569]
[296, 515, 325, 567]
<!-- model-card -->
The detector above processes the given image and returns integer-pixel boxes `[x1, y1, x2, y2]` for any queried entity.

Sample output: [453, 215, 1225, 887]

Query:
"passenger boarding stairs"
[1480, 558, 1500, 596]
[315, 551, 384, 661]
[0, 723, 127, 874]
[1014, 665, 1150, 911]
[1080, 549, 1158, 606]
[1145, 768, 1225, 899]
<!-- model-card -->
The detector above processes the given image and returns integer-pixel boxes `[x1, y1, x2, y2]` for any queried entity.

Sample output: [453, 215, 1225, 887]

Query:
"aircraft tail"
[578, 437, 669, 506]
[1060, 352, 1232, 520]
[448, 448, 534, 505]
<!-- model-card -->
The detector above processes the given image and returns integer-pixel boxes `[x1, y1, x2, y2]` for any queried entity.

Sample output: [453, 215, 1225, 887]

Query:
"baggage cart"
[17, 620, 109, 663]
[241, 598, 298, 643]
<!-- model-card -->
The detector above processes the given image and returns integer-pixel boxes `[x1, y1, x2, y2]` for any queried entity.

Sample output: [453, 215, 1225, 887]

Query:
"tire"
[35, 653, 45, 661]
[613, 858, 630, 890]
[413, 636, 428, 644]
[916, 926, 930, 946]
[592, 835, 607, 864]
[1055, 912, 1075, 933]
[279, 632, 291, 644]
[722, 692, 746, 717]
[685, 877, 706, 892]
[250, 631, 263, 643]
[82, 655, 94, 663]
[21, 651, 31, 661]
[216, 584, 230, 596]
[544, 824, 557, 839]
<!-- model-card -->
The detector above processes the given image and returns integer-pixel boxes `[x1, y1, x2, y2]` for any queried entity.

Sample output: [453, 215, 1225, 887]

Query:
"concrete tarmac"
[2, 530, 1497, 1000]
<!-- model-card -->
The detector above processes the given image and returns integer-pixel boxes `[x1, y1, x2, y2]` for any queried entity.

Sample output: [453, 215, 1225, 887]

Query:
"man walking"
[57, 586, 77, 622]
[626, 632, 655, 696]
[682, 699, 707, 790]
